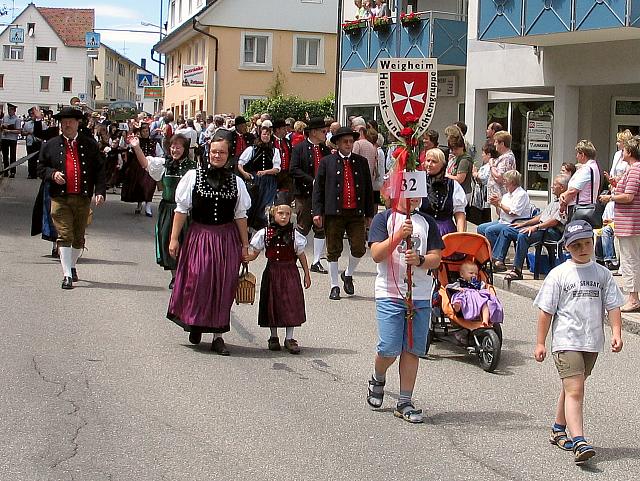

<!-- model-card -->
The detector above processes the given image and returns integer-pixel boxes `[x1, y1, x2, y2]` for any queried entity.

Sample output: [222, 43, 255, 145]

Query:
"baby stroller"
[426, 233, 503, 372]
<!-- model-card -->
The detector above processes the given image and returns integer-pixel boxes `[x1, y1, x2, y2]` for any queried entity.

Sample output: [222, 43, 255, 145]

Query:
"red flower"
[405, 114, 420, 124]
[399, 127, 413, 138]
[409, 137, 418, 147]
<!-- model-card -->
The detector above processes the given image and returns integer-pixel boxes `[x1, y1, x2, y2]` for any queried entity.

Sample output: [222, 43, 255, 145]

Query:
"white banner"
[182, 65, 205, 87]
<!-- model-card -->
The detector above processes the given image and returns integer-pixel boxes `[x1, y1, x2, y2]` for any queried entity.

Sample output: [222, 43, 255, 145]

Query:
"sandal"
[493, 260, 507, 272]
[504, 269, 523, 281]
[573, 439, 595, 464]
[620, 302, 640, 313]
[393, 402, 423, 423]
[366, 377, 385, 408]
[549, 428, 573, 451]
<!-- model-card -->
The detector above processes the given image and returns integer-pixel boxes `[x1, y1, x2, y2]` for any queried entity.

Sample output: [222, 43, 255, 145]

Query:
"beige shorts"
[553, 351, 598, 379]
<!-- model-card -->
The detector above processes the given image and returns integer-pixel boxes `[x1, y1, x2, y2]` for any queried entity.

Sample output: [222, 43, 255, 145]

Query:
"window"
[40, 76, 50, 91]
[170, 1, 176, 28]
[197, 0, 203, 6]
[178, 0, 183, 22]
[63, 77, 72, 92]
[194, 43, 198, 65]
[118, 63, 126, 76]
[0, 74, 4, 88]
[188, 0, 193, 14]
[36, 47, 56, 62]
[201, 40, 206, 64]
[293, 36, 323, 72]
[3, 45, 23, 60]
[240, 32, 272, 70]
[27, 23, 35, 36]
[240, 95, 267, 114]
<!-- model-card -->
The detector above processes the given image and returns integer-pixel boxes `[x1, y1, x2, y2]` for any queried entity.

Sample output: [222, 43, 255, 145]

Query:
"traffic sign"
[85, 32, 101, 49]
[137, 73, 153, 88]
[9, 27, 24, 44]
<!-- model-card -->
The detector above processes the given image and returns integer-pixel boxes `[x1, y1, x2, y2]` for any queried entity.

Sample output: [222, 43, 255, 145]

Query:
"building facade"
[94, 44, 139, 108]
[0, 4, 96, 112]
[136, 61, 163, 114]
[155, 0, 338, 117]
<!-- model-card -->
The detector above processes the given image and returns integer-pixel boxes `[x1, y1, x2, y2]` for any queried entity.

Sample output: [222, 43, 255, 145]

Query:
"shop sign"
[182, 65, 205, 87]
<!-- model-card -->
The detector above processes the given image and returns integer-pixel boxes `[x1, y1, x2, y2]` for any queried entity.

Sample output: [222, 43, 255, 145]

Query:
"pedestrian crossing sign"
[9, 27, 24, 44]
[137, 74, 153, 88]
[85, 32, 101, 49]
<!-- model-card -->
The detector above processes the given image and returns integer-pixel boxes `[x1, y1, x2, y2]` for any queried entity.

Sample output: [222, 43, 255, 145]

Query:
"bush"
[245, 93, 335, 122]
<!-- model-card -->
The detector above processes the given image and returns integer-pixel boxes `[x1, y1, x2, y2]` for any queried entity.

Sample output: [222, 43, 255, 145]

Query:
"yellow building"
[154, 0, 338, 118]
[94, 44, 139, 107]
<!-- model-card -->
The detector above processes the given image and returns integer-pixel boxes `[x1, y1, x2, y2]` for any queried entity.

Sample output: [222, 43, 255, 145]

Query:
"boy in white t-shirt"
[366, 197, 444, 423]
[534, 220, 624, 465]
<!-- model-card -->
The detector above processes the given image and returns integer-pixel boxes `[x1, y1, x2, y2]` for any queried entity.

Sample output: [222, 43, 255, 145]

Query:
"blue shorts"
[376, 298, 430, 357]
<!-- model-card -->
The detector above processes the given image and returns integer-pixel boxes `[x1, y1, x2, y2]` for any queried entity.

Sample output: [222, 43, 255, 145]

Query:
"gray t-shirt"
[533, 260, 624, 353]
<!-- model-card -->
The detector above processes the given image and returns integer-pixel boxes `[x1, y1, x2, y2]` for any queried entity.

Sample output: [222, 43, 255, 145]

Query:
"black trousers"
[1, 139, 17, 176]
[27, 143, 41, 178]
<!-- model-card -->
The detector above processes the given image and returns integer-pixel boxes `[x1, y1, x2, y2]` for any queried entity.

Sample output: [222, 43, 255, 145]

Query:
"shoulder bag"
[570, 164, 604, 229]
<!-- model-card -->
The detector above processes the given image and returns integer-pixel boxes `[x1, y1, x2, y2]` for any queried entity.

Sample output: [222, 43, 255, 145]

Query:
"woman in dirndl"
[237, 124, 281, 231]
[166, 135, 251, 355]
[121, 123, 162, 216]
[129, 134, 196, 288]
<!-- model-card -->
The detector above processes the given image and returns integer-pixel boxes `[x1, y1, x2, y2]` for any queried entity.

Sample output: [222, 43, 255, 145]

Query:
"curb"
[494, 274, 640, 336]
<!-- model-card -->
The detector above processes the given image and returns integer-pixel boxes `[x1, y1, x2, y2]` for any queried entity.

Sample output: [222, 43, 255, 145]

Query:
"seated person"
[595, 200, 617, 271]
[447, 261, 504, 327]
[476, 170, 532, 271]
[502, 174, 569, 280]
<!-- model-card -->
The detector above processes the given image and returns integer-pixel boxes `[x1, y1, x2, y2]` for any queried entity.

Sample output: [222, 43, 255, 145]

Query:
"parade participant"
[312, 126, 375, 300]
[272, 119, 293, 192]
[175, 119, 198, 161]
[290, 117, 332, 273]
[246, 194, 311, 354]
[534, 220, 624, 464]
[366, 196, 443, 422]
[106, 124, 125, 193]
[22, 107, 42, 179]
[238, 124, 281, 231]
[37, 107, 106, 289]
[166, 136, 251, 355]
[129, 134, 196, 289]
[122, 123, 162, 216]
[1, 103, 21, 178]
[418, 147, 467, 236]
[231, 116, 256, 159]
[291, 121, 306, 146]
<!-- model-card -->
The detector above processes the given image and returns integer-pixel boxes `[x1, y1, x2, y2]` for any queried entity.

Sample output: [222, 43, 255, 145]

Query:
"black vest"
[420, 177, 455, 221]
[191, 167, 238, 225]
[243, 145, 274, 173]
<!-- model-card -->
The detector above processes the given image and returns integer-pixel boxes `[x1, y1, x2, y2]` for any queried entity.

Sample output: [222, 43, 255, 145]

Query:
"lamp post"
[141, 21, 165, 80]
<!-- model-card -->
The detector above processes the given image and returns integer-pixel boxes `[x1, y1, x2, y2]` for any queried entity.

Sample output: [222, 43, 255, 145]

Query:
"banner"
[378, 58, 438, 141]
[144, 86, 163, 99]
[182, 65, 205, 87]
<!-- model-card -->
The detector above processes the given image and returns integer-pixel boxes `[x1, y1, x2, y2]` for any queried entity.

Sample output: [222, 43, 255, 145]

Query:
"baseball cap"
[562, 220, 594, 247]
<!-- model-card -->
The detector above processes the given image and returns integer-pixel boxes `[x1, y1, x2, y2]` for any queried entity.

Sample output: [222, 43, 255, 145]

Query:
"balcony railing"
[478, 0, 640, 44]
[341, 11, 467, 71]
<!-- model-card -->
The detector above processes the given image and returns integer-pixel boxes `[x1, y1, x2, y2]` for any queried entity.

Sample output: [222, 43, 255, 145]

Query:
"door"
[610, 97, 640, 159]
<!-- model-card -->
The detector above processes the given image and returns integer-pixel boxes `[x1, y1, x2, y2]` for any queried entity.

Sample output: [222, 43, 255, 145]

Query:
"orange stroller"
[426, 233, 503, 372]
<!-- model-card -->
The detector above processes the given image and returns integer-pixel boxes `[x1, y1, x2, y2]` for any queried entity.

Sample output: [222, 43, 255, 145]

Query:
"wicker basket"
[235, 263, 256, 305]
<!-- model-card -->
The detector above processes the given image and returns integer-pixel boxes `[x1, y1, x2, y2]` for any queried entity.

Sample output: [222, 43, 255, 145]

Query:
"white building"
[0, 4, 97, 112]
[136, 61, 163, 114]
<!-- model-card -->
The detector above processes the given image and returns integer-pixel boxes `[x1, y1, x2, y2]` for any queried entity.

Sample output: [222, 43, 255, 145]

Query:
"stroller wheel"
[477, 329, 501, 372]
[493, 323, 503, 344]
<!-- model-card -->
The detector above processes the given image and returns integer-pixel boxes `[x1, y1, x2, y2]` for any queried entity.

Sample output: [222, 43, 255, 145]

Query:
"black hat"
[273, 119, 286, 129]
[234, 115, 247, 126]
[562, 220, 594, 247]
[273, 191, 293, 207]
[304, 116, 326, 132]
[7, 103, 17, 110]
[53, 106, 84, 120]
[330, 126, 359, 142]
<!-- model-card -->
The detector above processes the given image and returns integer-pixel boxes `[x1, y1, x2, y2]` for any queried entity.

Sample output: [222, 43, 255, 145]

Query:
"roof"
[36, 6, 95, 47]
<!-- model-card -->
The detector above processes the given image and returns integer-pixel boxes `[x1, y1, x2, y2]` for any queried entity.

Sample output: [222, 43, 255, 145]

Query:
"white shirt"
[568, 159, 600, 205]
[144, 156, 170, 181]
[174, 169, 251, 218]
[451, 180, 468, 214]
[238, 146, 281, 171]
[610, 150, 629, 180]
[250, 228, 307, 255]
[534, 260, 624, 352]
[1, 114, 21, 141]
[499, 186, 531, 223]
[175, 126, 198, 148]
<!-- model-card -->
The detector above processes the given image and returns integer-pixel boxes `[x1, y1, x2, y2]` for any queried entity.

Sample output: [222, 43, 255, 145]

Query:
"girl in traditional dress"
[166, 136, 251, 355]
[447, 261, 503, 327]
[246, 196, 312, 354]
[237, 125, 281, 231]
[129, 134, 196, 288]
[121, 123, 162, 216]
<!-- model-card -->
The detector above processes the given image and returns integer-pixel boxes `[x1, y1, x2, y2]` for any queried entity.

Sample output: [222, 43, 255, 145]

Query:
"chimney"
[141, 58, 147, 70]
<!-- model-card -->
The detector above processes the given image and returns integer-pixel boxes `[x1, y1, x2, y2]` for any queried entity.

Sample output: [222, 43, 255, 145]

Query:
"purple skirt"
[451, 289, 504, 324]
[258, 260, 306, 328]
[436, 218, 457, 237]
[167, 222, 241, 333]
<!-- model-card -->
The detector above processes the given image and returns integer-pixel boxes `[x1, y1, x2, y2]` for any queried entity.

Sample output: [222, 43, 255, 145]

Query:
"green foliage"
[266, 68, 285, 98]
[246, 93, 335, 122]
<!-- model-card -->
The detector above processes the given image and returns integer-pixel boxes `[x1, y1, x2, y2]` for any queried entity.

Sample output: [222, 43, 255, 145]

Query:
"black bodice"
[191, 167, 238, 225]
[243, 145, 275, 173]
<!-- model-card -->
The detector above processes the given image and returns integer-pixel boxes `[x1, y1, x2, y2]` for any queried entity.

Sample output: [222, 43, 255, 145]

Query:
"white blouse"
[250, 228, 307, 255]
[238, 146, 282, 171]
[173, 169, 251, 218]
[451, 180, 468, 214]
[610, 150, 629, 180]
[144, 156, 169, 181]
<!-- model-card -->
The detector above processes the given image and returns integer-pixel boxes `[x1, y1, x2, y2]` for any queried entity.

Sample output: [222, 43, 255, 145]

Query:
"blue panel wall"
[478, 0, 523, 40]
[399, 20, 431, 59]
[341, 27, 369, 70]
[524, 0, 572, 35]
[432, 18, 468, 66]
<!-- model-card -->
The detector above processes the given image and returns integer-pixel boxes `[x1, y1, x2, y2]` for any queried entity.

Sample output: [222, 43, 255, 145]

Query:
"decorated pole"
[378, 58, 438, 348]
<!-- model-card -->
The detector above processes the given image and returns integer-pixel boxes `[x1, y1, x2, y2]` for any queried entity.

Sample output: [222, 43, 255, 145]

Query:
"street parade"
[1, 1, 640, 480]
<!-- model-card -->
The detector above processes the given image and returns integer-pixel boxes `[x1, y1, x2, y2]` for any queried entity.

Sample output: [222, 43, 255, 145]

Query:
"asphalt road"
[1, 166, 639, 481]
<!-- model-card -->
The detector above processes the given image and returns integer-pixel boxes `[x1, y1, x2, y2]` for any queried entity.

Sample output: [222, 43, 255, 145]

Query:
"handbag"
[570, 164, 604, 229]
[235, 263, 256, 305]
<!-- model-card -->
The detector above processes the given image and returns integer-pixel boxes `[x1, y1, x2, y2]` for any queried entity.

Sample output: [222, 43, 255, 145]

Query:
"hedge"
[245, 94, 335, 122]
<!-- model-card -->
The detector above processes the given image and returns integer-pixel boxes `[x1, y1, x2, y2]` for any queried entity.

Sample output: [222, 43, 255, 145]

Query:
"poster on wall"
[378, 58, 438, 141]
[182, 65, 205, 87]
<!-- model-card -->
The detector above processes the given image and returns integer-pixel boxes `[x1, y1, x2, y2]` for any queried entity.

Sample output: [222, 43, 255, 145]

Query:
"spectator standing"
[1, 103, 21, 178]
[606, 129, 632, 188]
[488, 131, 516, 198]
[23, 107, 42, 179]
[559, 140, 601, 216]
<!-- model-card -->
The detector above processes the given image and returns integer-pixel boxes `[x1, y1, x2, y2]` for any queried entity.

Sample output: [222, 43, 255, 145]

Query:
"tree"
[246, 93, 335, 122]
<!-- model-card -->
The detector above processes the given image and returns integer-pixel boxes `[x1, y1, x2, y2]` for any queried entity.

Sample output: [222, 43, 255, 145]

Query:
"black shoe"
[605, 261, 619, 271]
[268, 336, 281, 351]
[51, 246, 59, 258]
[169, 277, 175, 290]
[61, 277, 73, 289]
[211, 337, 230, 356]
[188, 331, 202, 345]
[71, 268, 78, 282]
[341, 272, 354, 295]
[329, 286, 341, 300]
[310, 261, 328, 274]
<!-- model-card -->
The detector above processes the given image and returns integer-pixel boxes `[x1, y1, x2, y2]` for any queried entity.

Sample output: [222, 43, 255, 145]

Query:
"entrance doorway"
[610, 97, 640, 159]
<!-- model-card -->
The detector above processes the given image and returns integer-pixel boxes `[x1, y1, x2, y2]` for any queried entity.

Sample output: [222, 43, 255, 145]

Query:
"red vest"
[342, 157, 357, 209]
[275, 137, 290, 171]
[64, 138, 81, 194]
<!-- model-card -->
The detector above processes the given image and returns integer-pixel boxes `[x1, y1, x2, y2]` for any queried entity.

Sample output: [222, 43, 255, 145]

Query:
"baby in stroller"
[446, 261, 504, 327]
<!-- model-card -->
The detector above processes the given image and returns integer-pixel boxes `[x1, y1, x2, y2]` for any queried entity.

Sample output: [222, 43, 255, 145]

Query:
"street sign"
[137, 74, 153, 88]
[85, 32, 101, 49]
[9, 27, 24, 44]
[525, 111, 553, 195]
[78, 93, 87, 102]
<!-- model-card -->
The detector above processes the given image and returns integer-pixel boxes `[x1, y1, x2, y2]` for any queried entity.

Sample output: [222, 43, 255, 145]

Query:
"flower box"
[372, 16, 392, 31]
[342, 19, 368, 34]
[400, 12, 421, 27]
